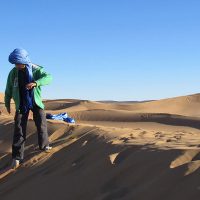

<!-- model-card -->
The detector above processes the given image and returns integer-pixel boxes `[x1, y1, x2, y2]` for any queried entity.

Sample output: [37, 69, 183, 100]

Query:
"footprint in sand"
[138, 131, 147, 137]
[119, 137, 130, 143]
[166, 139, 173, 143]
[174, 135, 182, 140]
[155, 132, 165, 138]
[129, 133, 135, 139]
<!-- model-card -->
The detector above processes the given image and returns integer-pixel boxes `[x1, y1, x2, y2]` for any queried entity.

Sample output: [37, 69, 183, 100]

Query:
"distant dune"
[0, 93, 4, 103]
[1, 93, 200, 199]
[43, 93, 200, 118]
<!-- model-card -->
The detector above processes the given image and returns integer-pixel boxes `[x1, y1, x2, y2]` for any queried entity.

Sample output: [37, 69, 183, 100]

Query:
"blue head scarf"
[9, 48, 34, 113]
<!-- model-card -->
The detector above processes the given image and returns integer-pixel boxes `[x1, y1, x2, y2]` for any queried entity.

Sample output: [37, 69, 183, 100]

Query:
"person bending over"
[5, 48, 53, 169]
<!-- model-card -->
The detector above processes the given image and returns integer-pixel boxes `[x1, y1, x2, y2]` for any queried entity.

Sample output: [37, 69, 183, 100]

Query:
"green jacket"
[5, 65, 52, 111]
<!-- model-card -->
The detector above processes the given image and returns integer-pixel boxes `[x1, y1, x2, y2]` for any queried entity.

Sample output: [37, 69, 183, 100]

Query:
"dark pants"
[12, 105, 49, 161]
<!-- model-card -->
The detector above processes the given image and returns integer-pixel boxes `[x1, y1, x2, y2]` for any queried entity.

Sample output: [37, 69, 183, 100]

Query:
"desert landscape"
[0, 92, 200, 199]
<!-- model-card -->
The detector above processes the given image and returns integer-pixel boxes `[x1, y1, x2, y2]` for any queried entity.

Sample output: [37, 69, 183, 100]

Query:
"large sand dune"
[1, 93, 200, 199]
[44, 93, 200, 117]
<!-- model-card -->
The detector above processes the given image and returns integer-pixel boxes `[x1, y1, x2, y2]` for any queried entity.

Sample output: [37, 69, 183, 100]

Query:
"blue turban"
[9, 48, 31, 65]
[8, 48, 34, 113]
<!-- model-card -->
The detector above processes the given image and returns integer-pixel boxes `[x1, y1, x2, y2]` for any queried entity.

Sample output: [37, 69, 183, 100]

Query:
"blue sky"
[1, 0, 200, 101]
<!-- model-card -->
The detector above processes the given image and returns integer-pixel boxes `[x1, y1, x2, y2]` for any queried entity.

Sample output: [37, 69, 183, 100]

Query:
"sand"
[1, 93, 200, 199]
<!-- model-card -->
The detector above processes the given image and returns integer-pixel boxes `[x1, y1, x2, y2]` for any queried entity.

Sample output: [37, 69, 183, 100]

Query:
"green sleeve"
[4, 71, 13, 108]
[35, 67, 53, 87]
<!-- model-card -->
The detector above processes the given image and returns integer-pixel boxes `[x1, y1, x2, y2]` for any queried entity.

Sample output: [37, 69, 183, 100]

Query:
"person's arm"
[4, 71, 13, 113]
[35, 67, 52, 87]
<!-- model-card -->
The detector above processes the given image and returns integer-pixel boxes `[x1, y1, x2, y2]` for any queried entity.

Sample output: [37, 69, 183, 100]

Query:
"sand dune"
[0, 93, 4, 103]
[1, 93, 200, 199]
[44, 93, 200, 117]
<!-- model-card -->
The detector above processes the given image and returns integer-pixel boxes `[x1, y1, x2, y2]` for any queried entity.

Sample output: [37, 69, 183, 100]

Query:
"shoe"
[10, 159, 20, 169]
[41, 145, 52, 152]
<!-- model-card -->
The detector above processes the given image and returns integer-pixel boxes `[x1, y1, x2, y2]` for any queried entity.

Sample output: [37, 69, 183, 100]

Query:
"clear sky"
[0, 0, 200, 101]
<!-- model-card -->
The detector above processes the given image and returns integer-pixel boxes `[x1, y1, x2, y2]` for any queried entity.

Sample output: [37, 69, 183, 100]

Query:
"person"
[4, 48, 53, 169]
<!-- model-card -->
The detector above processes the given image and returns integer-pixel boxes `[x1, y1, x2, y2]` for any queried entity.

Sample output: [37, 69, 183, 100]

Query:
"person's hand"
[26, 82, 37, 90]
[6, 107, 11, 114]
